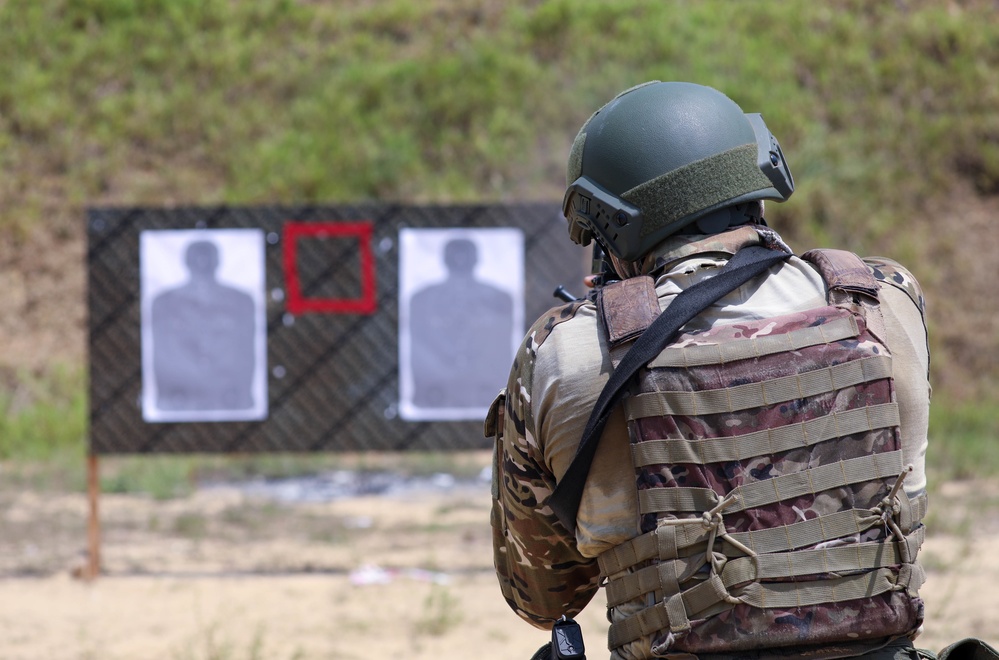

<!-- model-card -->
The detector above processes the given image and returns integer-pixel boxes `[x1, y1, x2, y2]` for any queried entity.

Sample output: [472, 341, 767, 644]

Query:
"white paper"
[140, 229, 268, 423]
[398, 228, 524, 421]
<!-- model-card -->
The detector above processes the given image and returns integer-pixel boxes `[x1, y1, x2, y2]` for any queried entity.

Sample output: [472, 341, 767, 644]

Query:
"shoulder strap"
[548, 245, 792, 532]
[801, 248, 880, 302]
[802, 247, 890, 345]
[598, 276, 660, 349]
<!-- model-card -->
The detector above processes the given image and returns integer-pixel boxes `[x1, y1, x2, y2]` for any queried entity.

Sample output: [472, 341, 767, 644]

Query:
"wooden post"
[86, 453, 101, 580]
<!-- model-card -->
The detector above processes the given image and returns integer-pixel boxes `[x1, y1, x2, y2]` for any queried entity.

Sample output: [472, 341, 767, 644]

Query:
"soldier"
[487, 82, 933, 660]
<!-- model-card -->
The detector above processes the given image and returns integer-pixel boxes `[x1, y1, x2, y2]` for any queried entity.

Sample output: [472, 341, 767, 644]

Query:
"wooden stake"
[86, 454, 101, 580]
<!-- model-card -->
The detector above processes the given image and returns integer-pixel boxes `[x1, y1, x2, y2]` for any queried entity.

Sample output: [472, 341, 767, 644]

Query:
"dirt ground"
[0, 453, 997, 660]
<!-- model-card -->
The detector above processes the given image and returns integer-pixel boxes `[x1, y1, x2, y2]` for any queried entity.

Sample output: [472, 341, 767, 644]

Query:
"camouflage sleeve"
[864, 257, 931, 495]
[865, 257, 927, 322]
[865, 256, 930, 373]
[489, 303, 601, 629]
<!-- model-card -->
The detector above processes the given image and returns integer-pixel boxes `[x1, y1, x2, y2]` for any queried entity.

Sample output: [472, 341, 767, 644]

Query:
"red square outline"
[283, 221, 377, 315]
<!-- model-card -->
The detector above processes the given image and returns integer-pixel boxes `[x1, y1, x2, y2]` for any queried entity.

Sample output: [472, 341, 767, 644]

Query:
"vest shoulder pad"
[597, 276, 660, 348]
[802, 248, 879, 301]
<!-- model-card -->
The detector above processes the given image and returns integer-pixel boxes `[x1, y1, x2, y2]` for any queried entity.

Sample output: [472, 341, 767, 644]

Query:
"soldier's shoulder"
[863, 256, 927, 318]
[525, 299, 593, 352]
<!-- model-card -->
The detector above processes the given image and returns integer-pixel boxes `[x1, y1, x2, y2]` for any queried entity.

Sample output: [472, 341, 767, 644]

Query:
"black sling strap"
[548, 244, 793, 532]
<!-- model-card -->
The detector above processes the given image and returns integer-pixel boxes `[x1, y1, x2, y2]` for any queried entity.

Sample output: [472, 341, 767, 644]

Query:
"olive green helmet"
[563, 81, 794, 261]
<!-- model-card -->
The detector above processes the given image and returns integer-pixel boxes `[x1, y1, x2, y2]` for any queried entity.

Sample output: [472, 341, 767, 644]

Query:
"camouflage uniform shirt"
[488, 226, 930, 656]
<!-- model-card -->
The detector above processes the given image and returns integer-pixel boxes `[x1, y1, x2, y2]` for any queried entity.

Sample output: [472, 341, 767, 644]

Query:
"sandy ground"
[1, 456, 997, 660]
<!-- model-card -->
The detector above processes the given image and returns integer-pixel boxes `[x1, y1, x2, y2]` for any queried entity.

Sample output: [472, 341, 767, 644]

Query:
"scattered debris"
[349, 564, 450, 586]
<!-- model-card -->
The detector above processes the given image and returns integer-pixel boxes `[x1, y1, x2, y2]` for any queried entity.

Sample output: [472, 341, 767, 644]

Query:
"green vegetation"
[927, 398, 999, 483]
[3, 0, 997, 241]
[415, 586, 463, 637]
[0, 365, 86, 459]
[1, 0, 998, 478]
[170, 620, 282, 660]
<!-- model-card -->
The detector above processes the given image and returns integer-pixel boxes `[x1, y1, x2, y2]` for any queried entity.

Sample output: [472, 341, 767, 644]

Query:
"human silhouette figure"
[409, 238, 514, 409]
[151, 240, 256, 411]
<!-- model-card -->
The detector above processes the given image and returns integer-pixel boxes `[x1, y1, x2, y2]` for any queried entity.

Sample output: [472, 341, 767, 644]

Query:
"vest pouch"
[484, 389, 506, 440]
[485, 389, 506, 501]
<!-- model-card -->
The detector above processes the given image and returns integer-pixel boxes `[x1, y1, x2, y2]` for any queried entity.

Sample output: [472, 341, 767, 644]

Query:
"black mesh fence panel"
[88, 204, 587, 454]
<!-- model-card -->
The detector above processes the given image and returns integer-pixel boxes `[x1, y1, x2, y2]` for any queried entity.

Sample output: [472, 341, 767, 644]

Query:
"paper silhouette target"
[140, 229, 268, 423]
[398, 228, 524, 421]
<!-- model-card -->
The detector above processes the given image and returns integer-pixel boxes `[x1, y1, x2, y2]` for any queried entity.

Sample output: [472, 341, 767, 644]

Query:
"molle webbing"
[647, 313, 859, 369]
[606, 564, 926, 649]
[604, 526, 926, 608]
[626, 355, 893, 420]
[632, 402, 900, 466]
[639, 450, 904, 516]
[599, 491, 928, 576]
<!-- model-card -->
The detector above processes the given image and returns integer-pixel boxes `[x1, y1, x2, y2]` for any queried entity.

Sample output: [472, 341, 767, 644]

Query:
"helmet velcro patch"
[623, 143, 775, 239]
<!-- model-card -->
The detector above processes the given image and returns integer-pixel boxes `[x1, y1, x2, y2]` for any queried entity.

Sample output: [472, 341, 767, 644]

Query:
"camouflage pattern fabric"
[866, 257, 927, 320]
[489, 298, 602, 628]
[645, 225, 766, 276]
[677, 592, 922, 656]
[865, 256, 929, 378]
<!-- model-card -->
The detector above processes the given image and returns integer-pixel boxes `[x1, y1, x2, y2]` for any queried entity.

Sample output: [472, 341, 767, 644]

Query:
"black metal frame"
[87, 203, 584, 454]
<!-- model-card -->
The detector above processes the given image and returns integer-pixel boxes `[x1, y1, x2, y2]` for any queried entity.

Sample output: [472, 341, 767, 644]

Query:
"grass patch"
[0, 447, 89, 493]
[927, 396, 999, 482]
[0, 365, 86, 460]
[100, 456, 198, 500]
[172, 511, 209, 540]
[170, 621, 280, 660]
[2, 0, 997, 243]
[415, 585, 463, 637]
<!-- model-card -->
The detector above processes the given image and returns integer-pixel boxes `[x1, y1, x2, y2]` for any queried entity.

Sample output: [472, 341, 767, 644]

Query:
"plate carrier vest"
[596, 248, 926, 659]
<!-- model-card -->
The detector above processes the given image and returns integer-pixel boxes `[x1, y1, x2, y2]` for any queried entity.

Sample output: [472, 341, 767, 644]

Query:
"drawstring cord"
[881, 465, 914, 556]
[657, 494, 757, 605]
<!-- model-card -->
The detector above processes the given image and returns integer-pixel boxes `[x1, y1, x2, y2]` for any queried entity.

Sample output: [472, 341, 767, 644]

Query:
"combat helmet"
[563, 81, 795, 262]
